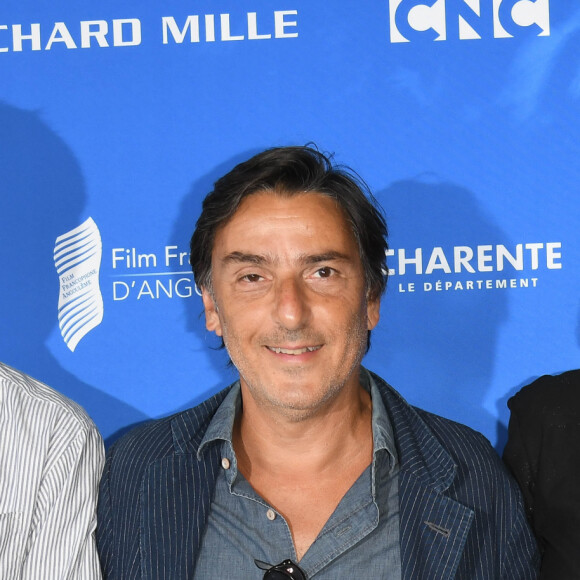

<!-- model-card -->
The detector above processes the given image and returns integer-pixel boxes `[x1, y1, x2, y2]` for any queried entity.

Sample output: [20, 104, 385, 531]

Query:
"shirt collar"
[197, 381, 241, 460]
[197, 369, 398, 471]
[362, 368, 398, 467]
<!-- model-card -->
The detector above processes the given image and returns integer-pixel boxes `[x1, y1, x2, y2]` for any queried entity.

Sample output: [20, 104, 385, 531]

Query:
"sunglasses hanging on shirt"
[254, 558, 307, 579]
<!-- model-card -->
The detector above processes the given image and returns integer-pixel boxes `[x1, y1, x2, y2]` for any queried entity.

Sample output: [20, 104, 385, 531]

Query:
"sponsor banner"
[3, 0, 579, 449]
[0, 10, 299, 53]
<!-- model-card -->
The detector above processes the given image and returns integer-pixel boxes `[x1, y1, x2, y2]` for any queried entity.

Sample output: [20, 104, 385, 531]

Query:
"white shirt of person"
[0, 362, 104, 579]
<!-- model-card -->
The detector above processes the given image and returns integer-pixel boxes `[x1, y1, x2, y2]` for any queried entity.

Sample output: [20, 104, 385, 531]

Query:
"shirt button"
[266, 508, 276, 521]
[221, 457, 230, 470]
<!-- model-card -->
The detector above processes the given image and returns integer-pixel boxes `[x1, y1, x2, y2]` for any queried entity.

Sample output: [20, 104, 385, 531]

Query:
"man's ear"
[201, 287, 223, 337]
[367, 297, 380, 331]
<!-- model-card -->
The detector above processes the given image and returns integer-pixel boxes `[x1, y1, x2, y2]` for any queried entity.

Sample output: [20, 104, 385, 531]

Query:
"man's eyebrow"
[302, 251, 352, 264]
[220, 250, 353, 267]
[221, 252, 269, 266]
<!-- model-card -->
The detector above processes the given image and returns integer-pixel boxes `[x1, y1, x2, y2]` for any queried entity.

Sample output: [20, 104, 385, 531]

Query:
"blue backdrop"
[2, 0, 579, 449]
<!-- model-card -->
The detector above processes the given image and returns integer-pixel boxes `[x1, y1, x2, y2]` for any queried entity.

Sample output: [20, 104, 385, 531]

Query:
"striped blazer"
[97, 371, 540, 579]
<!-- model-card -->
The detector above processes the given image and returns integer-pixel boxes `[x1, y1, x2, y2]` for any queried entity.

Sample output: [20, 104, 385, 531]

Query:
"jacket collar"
[368, 370, 457, 493]
[169, 369, 458, 493]
[170, 386, 231, 455]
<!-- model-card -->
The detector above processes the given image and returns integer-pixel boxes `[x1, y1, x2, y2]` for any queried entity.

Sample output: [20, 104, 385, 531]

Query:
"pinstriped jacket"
[96, 371, 540, 579]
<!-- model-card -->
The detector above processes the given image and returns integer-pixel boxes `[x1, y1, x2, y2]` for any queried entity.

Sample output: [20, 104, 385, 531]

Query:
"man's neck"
[233, 380, 373, 481]
[232, 379, 374, 561]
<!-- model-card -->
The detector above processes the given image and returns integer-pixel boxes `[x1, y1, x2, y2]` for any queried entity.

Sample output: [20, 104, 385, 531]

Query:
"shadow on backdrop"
[0, 102, 148, 447]
[369, 176, 510, 451]
[495, 287, 580, 453]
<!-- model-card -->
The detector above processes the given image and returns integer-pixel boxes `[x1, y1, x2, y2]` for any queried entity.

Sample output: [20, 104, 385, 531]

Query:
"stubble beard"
[222, 312, 370, 422]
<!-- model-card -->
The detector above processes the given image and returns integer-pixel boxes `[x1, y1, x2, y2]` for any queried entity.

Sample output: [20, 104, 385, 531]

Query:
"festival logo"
[54, 217, 103, 351]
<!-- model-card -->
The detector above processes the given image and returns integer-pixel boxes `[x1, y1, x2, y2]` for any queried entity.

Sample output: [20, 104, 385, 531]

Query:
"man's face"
[202, 191, 380, 419]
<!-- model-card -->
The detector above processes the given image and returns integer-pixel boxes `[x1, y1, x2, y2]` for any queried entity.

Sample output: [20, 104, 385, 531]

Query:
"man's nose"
[273, 276, 311, 330]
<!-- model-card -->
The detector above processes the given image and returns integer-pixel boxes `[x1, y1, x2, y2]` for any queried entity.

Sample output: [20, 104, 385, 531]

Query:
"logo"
[388, 0, 550, 42]
[388, 241, 562, 293]
[54, 217, 103, 351]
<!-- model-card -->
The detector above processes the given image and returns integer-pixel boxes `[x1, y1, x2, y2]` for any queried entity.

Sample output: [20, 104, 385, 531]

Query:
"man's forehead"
[229, 190, 350, 227]
[210, 191, 362, 264]
[217, 190, 352, 237]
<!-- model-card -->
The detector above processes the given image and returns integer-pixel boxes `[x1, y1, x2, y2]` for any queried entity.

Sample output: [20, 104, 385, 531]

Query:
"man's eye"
[241, 274, 262, 283]
[315, 267, 334, 278]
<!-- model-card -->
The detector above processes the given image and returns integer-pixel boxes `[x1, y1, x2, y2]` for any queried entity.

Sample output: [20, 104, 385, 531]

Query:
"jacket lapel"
[398, 471, 474, 579]
[373, 372, 475, 579]
[140, 389, 229, 580]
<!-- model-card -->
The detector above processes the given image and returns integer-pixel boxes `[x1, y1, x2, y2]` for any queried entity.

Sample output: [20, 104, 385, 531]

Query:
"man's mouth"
[266, 345, 322, 355]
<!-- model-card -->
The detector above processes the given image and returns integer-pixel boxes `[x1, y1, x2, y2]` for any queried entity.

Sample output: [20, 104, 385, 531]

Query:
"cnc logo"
[389, 0, 550, 42]
[54, 217, 103, 351]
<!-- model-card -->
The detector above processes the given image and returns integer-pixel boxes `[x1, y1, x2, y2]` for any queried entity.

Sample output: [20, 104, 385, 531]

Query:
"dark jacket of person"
[504, 369, 580, 580]
[97, 371, 539, 579]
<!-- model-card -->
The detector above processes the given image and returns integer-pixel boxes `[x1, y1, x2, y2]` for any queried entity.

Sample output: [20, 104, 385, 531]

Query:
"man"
[97, 146, 539, 578]
[0, 361, 104, 578]
[504, 370, 580, 579]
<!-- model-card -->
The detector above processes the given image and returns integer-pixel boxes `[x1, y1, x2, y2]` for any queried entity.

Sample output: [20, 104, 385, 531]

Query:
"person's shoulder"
[370, 370, 500, 470]
[415, 405, 489, 442]
[410, 406, 523, 505]
[509, 369, 580, 416]
[413, 404, 499, 463]
[0, 361, 98, 435]
[105, 385, 232, 473]
[370, 369, 491, 448]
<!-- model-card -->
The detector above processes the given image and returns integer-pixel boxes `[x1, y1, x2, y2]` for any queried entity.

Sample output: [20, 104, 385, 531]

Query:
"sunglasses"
[254, 558, 307, 579]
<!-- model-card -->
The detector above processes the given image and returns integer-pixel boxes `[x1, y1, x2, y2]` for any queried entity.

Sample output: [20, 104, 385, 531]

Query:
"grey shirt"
[194, 370, 401, 578]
